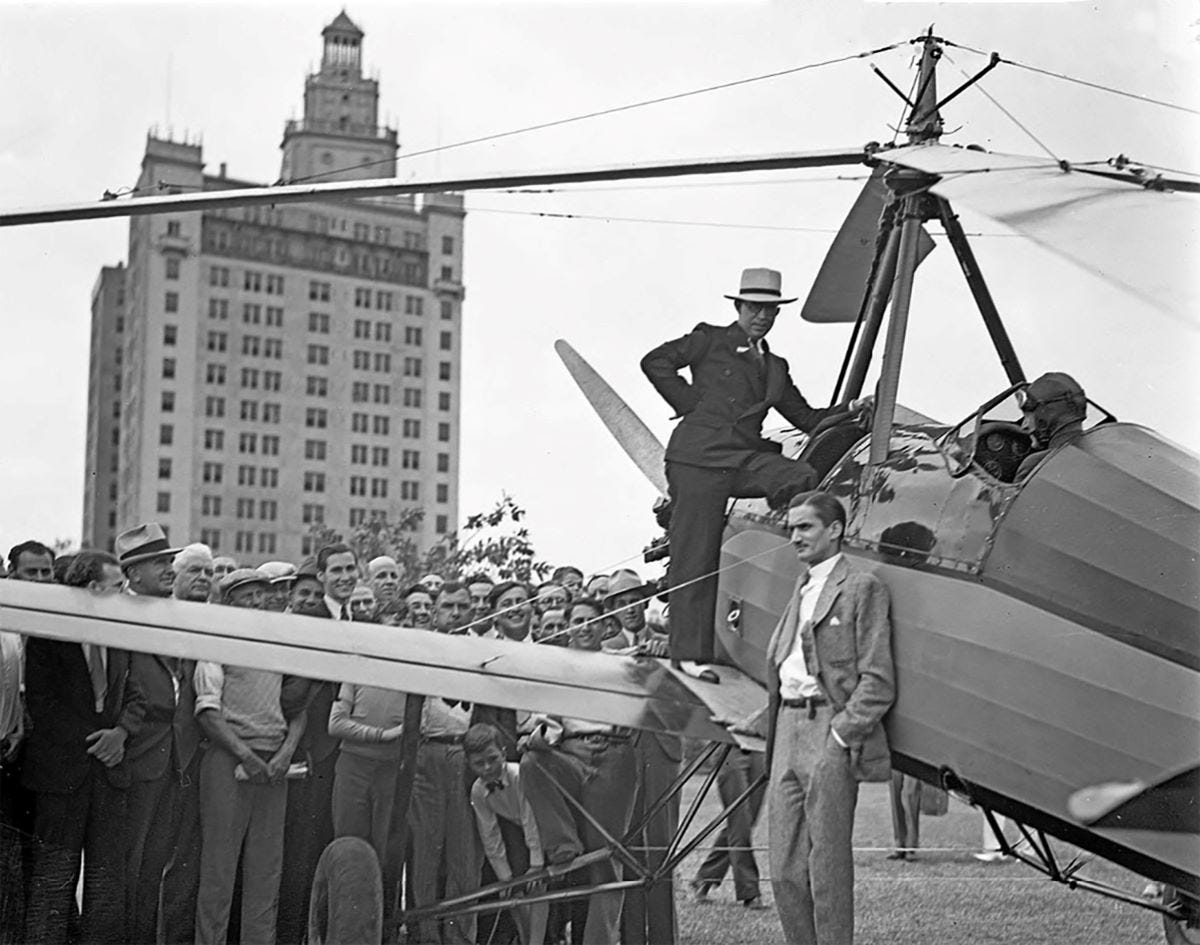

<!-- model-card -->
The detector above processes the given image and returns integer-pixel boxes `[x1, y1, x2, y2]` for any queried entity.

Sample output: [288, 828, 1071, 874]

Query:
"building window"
[303, 472, 326, 493]
[403, 419, 421, 438]
[439, 362, 452, 381]
[405, 296, 423, 316]
[351, 444, 368, 465]
[260, 500, 278, 521]
[243, 304, 261, 325]
[207, 331, 227, 353]
[264, 338, 282, 359]
[261, 468, 279, 488]
[166, 220, 182, 236]
[305, 439, 327, 461]
[210, 265, 230, 287]
[165, 257, 181, 280]
[307, 345, 329, 365]
[240, 401, 258, 422]
[373, 353, 391, 373]
[208, 299, 229, 320]
[436, 515, 448, 534]
[401, 388, 421, 408]
[436, 483, 449, 503]
[440, 266, 453, 281]
[202, 495, 222, 516]
[263, 370, 282, 392]
[439, 331, 452, 351]
[266, 274, 284, 295]
[238, 432, 257, 454]
[352, 381, 369, 403]
[372, 447, 389, 467]
[438, 422, 451, 442]
[302, 503, 325, 524]
[206, 364, 226, 384]
[262, 435, 280, 456]
[353, 350, 370, 370]
[373, 384, 390, 405]
[354, 287, 372, 308]
[242, 336, 261, 357]
[244, 271, 262, 292]
[349, 476, 367, 496]
[375, 226, 391, 244]
[305, 407, 328, 429]
[354, 320, 371, 340]
[236, 497, 255, 519]
[262, 403, 281, 424]
[158, 458, 172, 480]
[159, 424, 174, 446]
[440, 300, 453, 321]
[352, 412, 368, 433]
[370, 478, 388, 498]
[162, 358, 176, 379]
[202, 462, 224, 484]
[308, 312, 330, 333]
[373, 415, 390, 436]
[374, 322, 391, 342]
[237, 465, 256, 487]
[265, 306, 283, 327]
[161, 391, 176, 413]
[404, 327, 422, 346]
[234, 531, 254, 553]
[306, 376, 328, 397]
[441, 235, 454, 255]
[241, 368, 260, 389]
[258, 533, 277, 554]
[438, 391, 451, 411]
[204, 429, 224, 450]
[403, 358, 422, 378]
[401, 481, 419, 500]
[309, 281, 331, 302]
[112, 401, 121, 419]
[201, 528, 221, 550]
[376, 291, 393, 311]
[348, 508, 366, 527]
[205, 396, 225, 418]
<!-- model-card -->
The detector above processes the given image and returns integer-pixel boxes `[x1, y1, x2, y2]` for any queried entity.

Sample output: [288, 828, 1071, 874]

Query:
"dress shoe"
[690, 880, 715, 902]
[741, 896, 767, 910]
[673, 660, 720, 684]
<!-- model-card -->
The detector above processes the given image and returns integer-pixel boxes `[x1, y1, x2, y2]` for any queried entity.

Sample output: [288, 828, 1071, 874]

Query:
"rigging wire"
[280, 40, 911, 187]
[888, 52, 923, 146]
[468, 206, 841, 233]
[946, 55, 1060, 162]
[942, 39, 1200, 117]
[499, 174, 871, 194]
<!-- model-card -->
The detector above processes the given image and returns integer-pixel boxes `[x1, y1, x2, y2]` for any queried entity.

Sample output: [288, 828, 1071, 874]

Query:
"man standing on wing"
[642, 268, 867, 681]
[765, 492, 894, 945]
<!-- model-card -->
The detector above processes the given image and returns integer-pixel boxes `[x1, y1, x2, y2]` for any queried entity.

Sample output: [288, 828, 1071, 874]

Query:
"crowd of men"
[0, 526, 683, 945]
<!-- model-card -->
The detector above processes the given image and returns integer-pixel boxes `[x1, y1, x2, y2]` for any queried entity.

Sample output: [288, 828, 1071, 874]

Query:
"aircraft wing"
[878, 144, 1200, 321]
[0, 581, 764, 744]
[1068, 764, 1200, 834]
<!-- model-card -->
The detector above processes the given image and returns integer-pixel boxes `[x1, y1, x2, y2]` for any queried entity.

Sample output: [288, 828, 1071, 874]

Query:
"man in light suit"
[642, 269, 868, 681]
[764, 491, 894, 945]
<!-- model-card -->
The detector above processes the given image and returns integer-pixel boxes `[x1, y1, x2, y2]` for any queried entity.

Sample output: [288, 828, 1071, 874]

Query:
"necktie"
[749, 340, 765, 367]
[340, 604, 352, 621]
[485, 780, 503, 794]
[86, 645, 107, 713]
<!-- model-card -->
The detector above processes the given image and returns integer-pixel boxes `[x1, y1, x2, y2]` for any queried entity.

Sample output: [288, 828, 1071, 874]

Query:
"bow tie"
[485, 780, 504, 794]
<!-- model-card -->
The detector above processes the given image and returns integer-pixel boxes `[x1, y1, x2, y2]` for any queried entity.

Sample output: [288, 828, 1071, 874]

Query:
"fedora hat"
[115, 522, 182, 568]
[723, 267, 797, 305]
[603, 569, 655, 603]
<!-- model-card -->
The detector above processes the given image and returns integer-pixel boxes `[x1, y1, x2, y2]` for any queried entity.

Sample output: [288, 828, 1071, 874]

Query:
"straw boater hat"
[115, 523, 182, 569]
[723, 267, 797, 305]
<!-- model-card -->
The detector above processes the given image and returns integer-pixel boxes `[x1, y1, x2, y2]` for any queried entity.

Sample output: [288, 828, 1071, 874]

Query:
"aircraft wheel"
[1162, 886, 1200, 945]
[308, 836, 383, 945]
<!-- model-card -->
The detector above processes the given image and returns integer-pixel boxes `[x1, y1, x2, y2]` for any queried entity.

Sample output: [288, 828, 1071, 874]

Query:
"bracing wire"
[945, 55, 1061, 162]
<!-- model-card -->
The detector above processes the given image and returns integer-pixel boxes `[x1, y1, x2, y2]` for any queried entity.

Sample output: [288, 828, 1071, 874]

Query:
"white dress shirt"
[324, 594, 351, 621]
[778, 553, 843, 700]
[470, 762, 544, 880]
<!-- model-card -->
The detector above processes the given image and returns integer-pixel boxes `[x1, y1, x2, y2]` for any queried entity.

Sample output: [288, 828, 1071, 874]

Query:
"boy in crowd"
[465, 724, 547, 945]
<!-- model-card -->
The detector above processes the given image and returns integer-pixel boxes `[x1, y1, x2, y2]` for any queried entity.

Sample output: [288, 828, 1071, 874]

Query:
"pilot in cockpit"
[1015, 372, 1087, 480]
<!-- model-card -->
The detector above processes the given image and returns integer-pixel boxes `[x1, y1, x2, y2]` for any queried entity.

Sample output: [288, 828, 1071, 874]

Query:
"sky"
[0, 0, 1197, 576]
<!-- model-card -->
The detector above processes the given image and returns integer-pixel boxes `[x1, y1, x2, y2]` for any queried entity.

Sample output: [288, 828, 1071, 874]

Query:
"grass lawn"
[670, 777, 1166, 944]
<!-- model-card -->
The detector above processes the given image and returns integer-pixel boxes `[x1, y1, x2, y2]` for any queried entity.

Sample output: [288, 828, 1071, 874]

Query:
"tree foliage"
[304, 494, 548, 585]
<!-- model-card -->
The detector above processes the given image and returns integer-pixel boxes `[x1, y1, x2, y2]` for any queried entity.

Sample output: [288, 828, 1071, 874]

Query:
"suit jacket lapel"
[767, 575, 806, 668]
[810, 557, 848, 631]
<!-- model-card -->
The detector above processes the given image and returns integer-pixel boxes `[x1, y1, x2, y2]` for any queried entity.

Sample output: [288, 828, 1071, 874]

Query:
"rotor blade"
[801, 166, 935, 323]
[0, 580, 733, 742]
[0, 147, 869, 228]
[878, 144, 1200, 320]
[554, 339, 668, 497]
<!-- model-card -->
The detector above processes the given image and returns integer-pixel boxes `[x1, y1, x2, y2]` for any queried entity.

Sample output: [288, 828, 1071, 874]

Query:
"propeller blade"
[0, 147, 869, 228]
[554, 340, 669, 497]
[801, 167, 935, 323]
[878, 144, 1200, 320]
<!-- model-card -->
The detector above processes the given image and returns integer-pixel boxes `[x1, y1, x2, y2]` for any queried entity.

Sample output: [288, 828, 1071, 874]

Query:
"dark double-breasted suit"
[123, 653, 202, 944]
[22, 638, 144, 943]
[641, 322, 833, 662]
[763, 556, 894, 945]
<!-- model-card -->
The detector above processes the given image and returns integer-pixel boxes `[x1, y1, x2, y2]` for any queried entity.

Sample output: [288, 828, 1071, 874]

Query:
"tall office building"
[81, 13, 465, 564]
